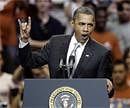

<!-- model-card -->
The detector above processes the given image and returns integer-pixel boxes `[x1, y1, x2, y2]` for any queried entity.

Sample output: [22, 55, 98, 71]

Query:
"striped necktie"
[68, 43, 80, 78]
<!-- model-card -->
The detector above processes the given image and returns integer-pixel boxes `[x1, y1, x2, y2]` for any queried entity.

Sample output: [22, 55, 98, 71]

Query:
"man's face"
[36, 0, 51, 13]
[72, 13, 95, 44]
[112, 64, 127, 86]
[118, 3, 130, 23]
[96, 10, 107, 32]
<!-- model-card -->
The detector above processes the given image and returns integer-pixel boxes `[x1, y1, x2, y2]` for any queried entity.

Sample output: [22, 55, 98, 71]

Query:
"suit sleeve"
[19, 42, 50, 68]
[97, 51, 114, 98]
[97, 50, 113, 80]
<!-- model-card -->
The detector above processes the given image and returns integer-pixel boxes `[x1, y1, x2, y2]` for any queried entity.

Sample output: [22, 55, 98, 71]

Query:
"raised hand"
[18, 16, 31, 42]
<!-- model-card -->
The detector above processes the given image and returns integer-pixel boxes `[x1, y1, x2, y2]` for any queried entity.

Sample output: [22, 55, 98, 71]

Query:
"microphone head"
[59, 58, 64, 69]
[69, 55, 75, 63]
[68, 55, 75, 68]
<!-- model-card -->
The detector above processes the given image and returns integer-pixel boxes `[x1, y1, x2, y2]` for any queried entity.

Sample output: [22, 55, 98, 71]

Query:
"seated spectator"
[64, 0, 83, 20]
[10, 81, 24, 108]
[111, 60, 130, 106]
[29, 0, 65, 50]
[28, 0, 66, 75]
[92, 6, 122, 60]
[0, 53, 22, 108]
[64, 0, 83, 34]
[0, 0, 29, 73]
[123, 47, 130, 86]
[106, 0, 130, 53]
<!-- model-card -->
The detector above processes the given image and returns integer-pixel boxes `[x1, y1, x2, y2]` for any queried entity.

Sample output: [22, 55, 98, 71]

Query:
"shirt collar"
[71, 34, 89, 47]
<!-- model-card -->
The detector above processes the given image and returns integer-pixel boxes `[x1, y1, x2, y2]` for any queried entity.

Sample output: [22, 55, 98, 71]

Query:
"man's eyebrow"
[87, 23, 94, 26]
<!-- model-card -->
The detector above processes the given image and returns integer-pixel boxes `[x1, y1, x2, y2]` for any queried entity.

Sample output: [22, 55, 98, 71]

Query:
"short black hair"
[95, 5, 108, 16]
[72, 6, 95, 21]
[117, 0, 130, 11]
[95, 5, 107, 12]
[113, 59, 128, 71]
[123, 47, 130, 61]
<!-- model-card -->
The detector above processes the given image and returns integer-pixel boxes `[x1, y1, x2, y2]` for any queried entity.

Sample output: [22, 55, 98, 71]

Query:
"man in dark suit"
[18, 7, 113, 96]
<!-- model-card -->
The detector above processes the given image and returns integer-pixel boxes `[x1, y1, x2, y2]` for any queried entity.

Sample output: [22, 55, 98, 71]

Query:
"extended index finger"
[18, 19, 22, 28]
[28, 16, 31, 27]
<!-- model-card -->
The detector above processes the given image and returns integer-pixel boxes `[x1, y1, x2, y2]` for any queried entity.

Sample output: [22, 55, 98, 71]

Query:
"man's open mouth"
[82, 34, 88, 37]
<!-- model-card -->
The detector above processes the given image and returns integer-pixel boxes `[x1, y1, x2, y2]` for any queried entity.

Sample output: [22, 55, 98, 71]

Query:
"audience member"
[0, 53, 22, 108]
[10, 81, 24, 108]
[112, 60, 130, 106]
[92, 6, 122, 60]
[123, 47, 130, 86]
[64, 0, 83, 34]
[107, 0, 130, 53]
[64, 0, 83, 19]
[0, 0, 29, 73]
[29, 0, 65, 49]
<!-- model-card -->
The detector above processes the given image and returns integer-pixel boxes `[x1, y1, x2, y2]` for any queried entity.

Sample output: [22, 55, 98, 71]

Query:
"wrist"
[20, 37, 29, 43]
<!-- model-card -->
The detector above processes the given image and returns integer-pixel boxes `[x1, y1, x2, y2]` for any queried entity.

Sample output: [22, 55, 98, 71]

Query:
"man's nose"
[83, 25, 89, 32]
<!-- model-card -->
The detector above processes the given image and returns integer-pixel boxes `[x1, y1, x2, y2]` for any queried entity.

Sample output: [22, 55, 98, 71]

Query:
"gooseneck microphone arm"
[58, 57, 68, 78]
[67, 55, 75, 77]
[58, 43, 79, 78]
[58, 55, 75, 79]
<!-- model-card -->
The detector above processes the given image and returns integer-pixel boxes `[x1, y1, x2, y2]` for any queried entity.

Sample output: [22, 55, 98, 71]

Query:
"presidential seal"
[49, 86, 82, 108]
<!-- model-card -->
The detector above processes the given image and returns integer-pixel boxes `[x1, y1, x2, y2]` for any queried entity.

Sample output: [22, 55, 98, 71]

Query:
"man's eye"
[88, 23, 93, 26]
[79, 22, 85, 25]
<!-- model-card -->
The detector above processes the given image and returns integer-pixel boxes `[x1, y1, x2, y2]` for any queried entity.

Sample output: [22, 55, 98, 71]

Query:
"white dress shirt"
[66, 34, 89, 69]
[19, 39, 28, 48]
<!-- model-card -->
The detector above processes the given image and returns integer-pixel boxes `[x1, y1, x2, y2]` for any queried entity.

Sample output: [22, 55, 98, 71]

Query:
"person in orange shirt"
[0, 0, 29, 73]
[112, 60, 130, 100]
[92, 6, 122, 60]
[123, 47, 130, 87]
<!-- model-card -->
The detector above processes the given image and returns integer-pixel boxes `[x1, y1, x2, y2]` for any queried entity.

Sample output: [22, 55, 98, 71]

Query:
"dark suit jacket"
[19, 35, 113, 79]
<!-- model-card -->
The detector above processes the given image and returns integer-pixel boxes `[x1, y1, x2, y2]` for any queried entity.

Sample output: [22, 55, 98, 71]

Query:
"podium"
[23, 79, 109, 108]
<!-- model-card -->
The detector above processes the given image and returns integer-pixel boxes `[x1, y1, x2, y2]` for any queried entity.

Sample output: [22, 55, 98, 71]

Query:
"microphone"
[58, 55, 68, 78]
[59, 58, 66, 69]
[68, 55, 75, 69]
[59, 58, 64, 69]
[68, 55, 75, 78]
[57, 44, 69, 78]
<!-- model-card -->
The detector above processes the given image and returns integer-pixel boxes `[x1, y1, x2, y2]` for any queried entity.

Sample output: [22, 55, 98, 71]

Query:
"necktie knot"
[71, 43, 80, 56]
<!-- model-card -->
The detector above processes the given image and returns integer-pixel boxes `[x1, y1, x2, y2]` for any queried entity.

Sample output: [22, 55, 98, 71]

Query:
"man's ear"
[91, 22, 95, 31]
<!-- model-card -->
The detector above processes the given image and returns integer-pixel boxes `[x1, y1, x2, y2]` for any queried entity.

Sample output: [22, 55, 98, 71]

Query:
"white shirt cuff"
[19, 39, 28, 48]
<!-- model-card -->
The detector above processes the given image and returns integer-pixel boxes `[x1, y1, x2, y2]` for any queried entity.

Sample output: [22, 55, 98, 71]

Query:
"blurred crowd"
[0, 0, 130, 108]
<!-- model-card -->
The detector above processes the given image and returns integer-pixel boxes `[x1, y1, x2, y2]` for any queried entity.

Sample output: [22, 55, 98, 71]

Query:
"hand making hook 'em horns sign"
[18, 16, 31, 42]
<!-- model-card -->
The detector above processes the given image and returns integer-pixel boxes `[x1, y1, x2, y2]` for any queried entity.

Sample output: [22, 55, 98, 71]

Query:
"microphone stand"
[58, 58, 74, 79]
[58, 52, 76, 78]
[67, 55, 75, 79]
[58, 59, 68, 78]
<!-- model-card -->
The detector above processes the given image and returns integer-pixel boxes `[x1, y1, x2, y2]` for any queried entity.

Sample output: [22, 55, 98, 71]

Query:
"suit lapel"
[60, 35, 72, 62]
[73, 38, 94, 78]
